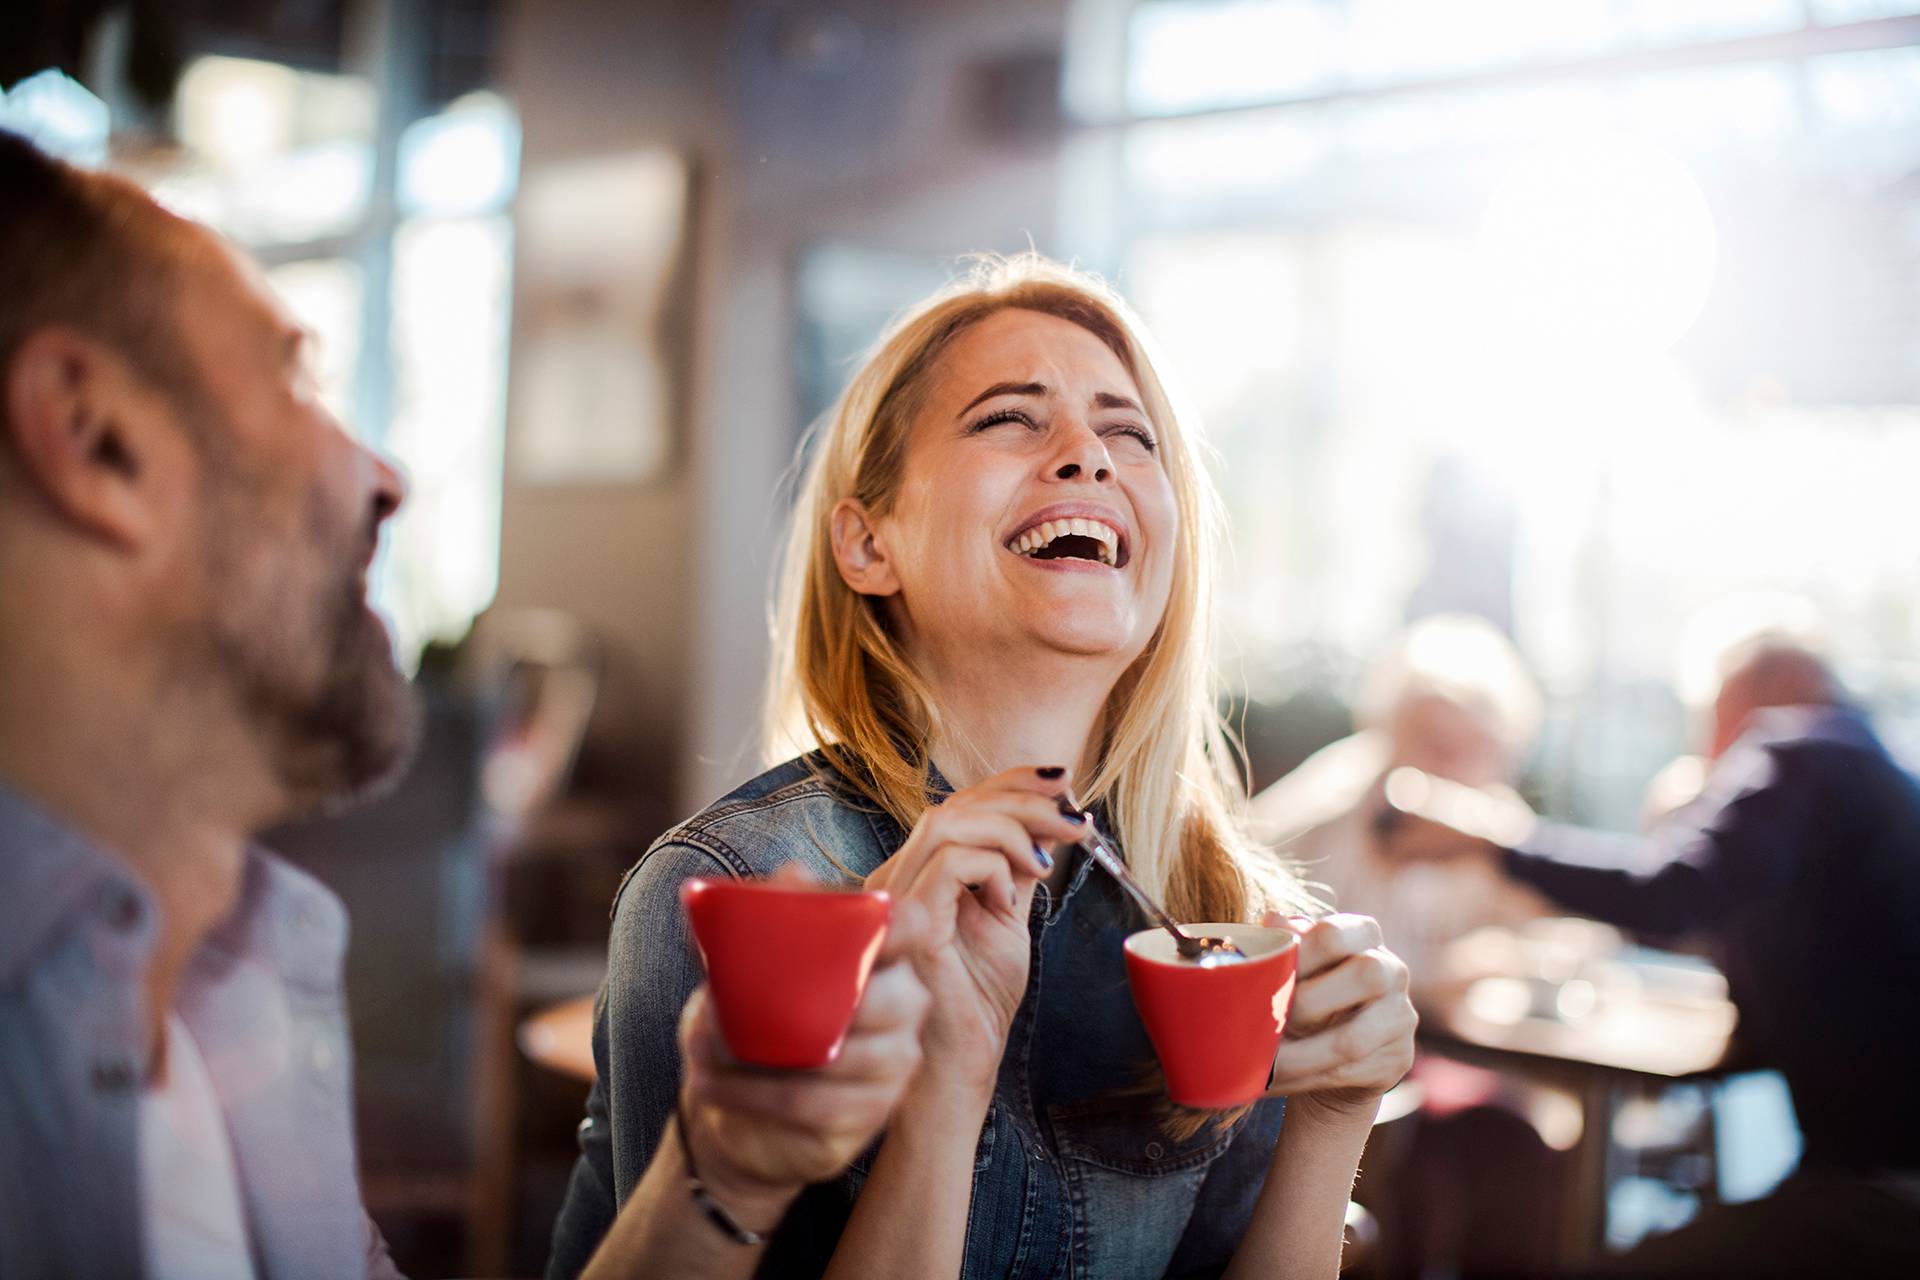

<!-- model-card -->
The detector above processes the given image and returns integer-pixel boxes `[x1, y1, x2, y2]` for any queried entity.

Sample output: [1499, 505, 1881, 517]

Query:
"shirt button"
[102, 889, 143, 932]
[91, 1057, 139, 1093]
[1145, 1141, 1166, 1161]
[309, 1036, 337, 1075]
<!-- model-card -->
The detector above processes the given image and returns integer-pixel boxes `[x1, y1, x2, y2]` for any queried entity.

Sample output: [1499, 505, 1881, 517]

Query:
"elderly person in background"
[0, 130, 928, 1280]
[1250, 613, 1552, 983]
[1386, 609, 1920, 1276]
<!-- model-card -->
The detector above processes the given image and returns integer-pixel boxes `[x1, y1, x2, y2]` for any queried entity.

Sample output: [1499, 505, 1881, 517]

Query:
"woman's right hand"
[864, 765, 1086, 1099]
[675, 896, 934, 1203]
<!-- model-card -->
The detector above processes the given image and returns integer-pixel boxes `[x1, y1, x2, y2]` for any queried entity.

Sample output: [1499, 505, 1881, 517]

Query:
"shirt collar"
[0, 781, 148, 987]
[0, 781, 345, 993]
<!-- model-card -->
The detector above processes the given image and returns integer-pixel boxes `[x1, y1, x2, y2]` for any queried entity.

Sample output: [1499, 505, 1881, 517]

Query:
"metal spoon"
[1058, 789, 1247, 967]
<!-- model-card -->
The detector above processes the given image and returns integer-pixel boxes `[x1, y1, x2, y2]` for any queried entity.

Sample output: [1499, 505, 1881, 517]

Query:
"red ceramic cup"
[680, 876, 892, 1069]
[1124, 923, 1301, 1108]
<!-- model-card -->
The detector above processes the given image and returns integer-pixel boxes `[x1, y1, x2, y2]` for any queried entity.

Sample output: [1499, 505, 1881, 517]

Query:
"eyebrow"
[956, 381, 1146, 418]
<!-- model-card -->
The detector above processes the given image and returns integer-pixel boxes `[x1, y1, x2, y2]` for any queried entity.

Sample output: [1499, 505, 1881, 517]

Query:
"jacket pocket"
[1049, 1094, 1243, 1280]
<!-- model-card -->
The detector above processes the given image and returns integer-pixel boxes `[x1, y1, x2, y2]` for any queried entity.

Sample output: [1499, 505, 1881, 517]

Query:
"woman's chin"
[1023, 617, 1148, 662]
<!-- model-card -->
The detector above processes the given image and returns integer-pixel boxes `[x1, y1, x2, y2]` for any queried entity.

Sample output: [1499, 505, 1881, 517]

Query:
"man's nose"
[363, 447, 407, 524]
[1048, 421, 1113, 484]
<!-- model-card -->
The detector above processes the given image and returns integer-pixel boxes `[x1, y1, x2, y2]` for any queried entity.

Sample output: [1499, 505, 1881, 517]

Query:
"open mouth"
[1006, 517, 1128, 569]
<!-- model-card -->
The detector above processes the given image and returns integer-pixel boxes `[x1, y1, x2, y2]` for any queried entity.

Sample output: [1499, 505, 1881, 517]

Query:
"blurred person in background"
[1249, 612, 1552, 982]
[0, 129, 929, 1280]
[1251, 616, 1571, 1273]
[549, 256, 1417, 1280]
[1384, 605, 1920, 1275]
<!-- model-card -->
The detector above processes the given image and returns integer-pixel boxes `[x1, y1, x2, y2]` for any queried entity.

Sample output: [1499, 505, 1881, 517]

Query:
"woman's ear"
[830, 497, 902, 598]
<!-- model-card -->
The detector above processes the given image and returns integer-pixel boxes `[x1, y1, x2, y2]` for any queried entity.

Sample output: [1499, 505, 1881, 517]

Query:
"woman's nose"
[1049, 424, 1113, 484]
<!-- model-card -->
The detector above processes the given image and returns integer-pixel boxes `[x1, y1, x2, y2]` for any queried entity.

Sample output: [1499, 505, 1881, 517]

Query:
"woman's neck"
[918, 647, 1118, 792]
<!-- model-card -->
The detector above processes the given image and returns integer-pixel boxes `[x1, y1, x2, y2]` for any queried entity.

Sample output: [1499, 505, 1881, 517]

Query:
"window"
[1073, 0, 1920, 827]
[159, 60, 520, 664]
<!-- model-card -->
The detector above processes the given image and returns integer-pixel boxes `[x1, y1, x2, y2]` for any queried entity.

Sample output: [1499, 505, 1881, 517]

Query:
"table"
[1413, 922, 1740, 1266]
[519, 993, 598, 1083]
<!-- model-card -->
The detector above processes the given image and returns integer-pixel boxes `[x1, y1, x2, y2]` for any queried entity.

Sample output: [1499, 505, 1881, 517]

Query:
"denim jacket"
[0, 783, 400, 1279]
[548, 754, 1287, 1279]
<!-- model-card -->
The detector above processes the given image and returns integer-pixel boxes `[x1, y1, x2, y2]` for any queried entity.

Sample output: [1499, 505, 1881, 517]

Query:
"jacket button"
[1145, 1141, 1165, 1161]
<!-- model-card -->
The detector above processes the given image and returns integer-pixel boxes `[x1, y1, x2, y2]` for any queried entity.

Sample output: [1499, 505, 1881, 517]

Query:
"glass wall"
[1070, 0, 1920, 823]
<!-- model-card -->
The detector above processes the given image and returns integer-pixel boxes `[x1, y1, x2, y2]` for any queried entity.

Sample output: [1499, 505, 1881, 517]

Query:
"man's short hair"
[0, 129, 195, 446]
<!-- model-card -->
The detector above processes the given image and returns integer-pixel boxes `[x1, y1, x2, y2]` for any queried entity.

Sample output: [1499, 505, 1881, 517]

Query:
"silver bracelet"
[676, 1100, 768, 1246]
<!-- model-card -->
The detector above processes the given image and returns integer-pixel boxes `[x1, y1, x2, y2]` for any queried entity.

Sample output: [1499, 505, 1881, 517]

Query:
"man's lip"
[1002, 502, 1132, 568]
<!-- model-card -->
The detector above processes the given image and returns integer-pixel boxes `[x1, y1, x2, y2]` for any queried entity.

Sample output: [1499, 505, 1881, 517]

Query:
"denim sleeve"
[544, 841, 729, 1280]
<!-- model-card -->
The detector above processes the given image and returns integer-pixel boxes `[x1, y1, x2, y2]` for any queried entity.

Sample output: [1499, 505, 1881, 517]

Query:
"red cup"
[680, 876, 892, 1069]
[1124, 924, 1301, 1108]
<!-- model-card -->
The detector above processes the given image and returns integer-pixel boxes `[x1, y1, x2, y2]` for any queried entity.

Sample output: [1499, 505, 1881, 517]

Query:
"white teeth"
[1009, 516, 1124, 566]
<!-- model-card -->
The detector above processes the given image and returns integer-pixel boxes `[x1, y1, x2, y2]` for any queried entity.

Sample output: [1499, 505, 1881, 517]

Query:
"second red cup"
[681, 876, 892, 1069]
[1124, 923, 1300, 1108]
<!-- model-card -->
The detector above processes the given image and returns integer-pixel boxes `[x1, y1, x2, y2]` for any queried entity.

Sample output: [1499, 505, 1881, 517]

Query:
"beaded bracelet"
[676, 1100, 767, 1247]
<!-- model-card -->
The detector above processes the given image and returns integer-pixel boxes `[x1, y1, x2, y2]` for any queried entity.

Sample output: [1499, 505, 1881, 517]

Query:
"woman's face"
[839, 308, 1179, 676]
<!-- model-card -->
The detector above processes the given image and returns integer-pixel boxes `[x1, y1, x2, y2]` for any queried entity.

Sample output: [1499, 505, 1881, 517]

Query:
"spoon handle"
[1061, 793, 1193, 942]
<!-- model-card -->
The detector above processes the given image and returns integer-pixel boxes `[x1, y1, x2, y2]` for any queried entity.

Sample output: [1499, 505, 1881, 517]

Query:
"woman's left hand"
[1263, 913, 1417, 1124]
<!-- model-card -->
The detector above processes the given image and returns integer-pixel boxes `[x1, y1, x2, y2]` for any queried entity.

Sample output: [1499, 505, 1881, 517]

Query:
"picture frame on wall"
[510, 147, 693, 485]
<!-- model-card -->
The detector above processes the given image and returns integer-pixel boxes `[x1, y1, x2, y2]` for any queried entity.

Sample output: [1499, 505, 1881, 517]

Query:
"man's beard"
[198, 472, 423, 819]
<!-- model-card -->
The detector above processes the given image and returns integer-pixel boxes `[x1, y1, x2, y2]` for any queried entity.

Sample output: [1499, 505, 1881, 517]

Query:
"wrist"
[894, 1066, 996, 1147]
[673, 1113, 801, 1233]
[1284, 1089, 1383, 1133]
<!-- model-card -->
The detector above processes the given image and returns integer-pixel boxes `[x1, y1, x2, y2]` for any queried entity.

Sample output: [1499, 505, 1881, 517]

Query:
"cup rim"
[1123, 922, 1299, 967]
[681, 874, 890, 903]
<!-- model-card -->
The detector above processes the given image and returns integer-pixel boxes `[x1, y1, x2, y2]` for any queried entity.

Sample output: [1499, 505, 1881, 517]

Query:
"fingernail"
[1032, 843, 1054, 870]
[1036, 765, 1066, 779]
[1055, 797, 1086, 823]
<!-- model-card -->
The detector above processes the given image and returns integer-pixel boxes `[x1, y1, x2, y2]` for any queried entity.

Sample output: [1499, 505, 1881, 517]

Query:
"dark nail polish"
[1033, 843, 1054, 870]
[1055, 797, 1087, 822]
[1036, 765, 1066, 779]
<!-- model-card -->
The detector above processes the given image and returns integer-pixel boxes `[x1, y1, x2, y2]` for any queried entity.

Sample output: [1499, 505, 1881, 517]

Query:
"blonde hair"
[766, 253, 1312, 924]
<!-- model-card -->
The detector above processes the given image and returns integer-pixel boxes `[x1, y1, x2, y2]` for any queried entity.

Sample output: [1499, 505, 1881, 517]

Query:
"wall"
[493, 0, 731, 813]
[495, 0, 1076, 819]
[690, 0, 1073, 808]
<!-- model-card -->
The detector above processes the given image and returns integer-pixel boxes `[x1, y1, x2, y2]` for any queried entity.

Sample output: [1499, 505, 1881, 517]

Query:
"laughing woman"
[547, 256, 1416, 1280]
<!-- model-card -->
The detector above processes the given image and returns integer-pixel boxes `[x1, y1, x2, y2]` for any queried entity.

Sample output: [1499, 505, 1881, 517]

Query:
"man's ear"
[2, 326, 174, 547]
[829, 497, 902, 598]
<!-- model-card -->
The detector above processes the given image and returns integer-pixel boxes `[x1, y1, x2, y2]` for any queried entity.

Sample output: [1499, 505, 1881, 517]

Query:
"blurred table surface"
[520, 993, 598, 1083]
[1414, 918, 1738, 1080]
[1412, 919, 1741, 1267]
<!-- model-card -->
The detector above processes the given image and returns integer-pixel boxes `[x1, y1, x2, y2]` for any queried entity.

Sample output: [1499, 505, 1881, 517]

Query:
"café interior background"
[5, 0, 1918, 1275]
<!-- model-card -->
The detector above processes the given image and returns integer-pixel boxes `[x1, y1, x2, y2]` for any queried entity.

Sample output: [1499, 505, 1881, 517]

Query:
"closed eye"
[1101, 422, 1158, 452]
[967, 407, 1042, 434]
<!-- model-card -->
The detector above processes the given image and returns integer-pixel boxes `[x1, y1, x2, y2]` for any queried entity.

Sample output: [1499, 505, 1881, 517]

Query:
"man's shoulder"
[642, 752, 895, 884]
[1743, 704, 1891, 767]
